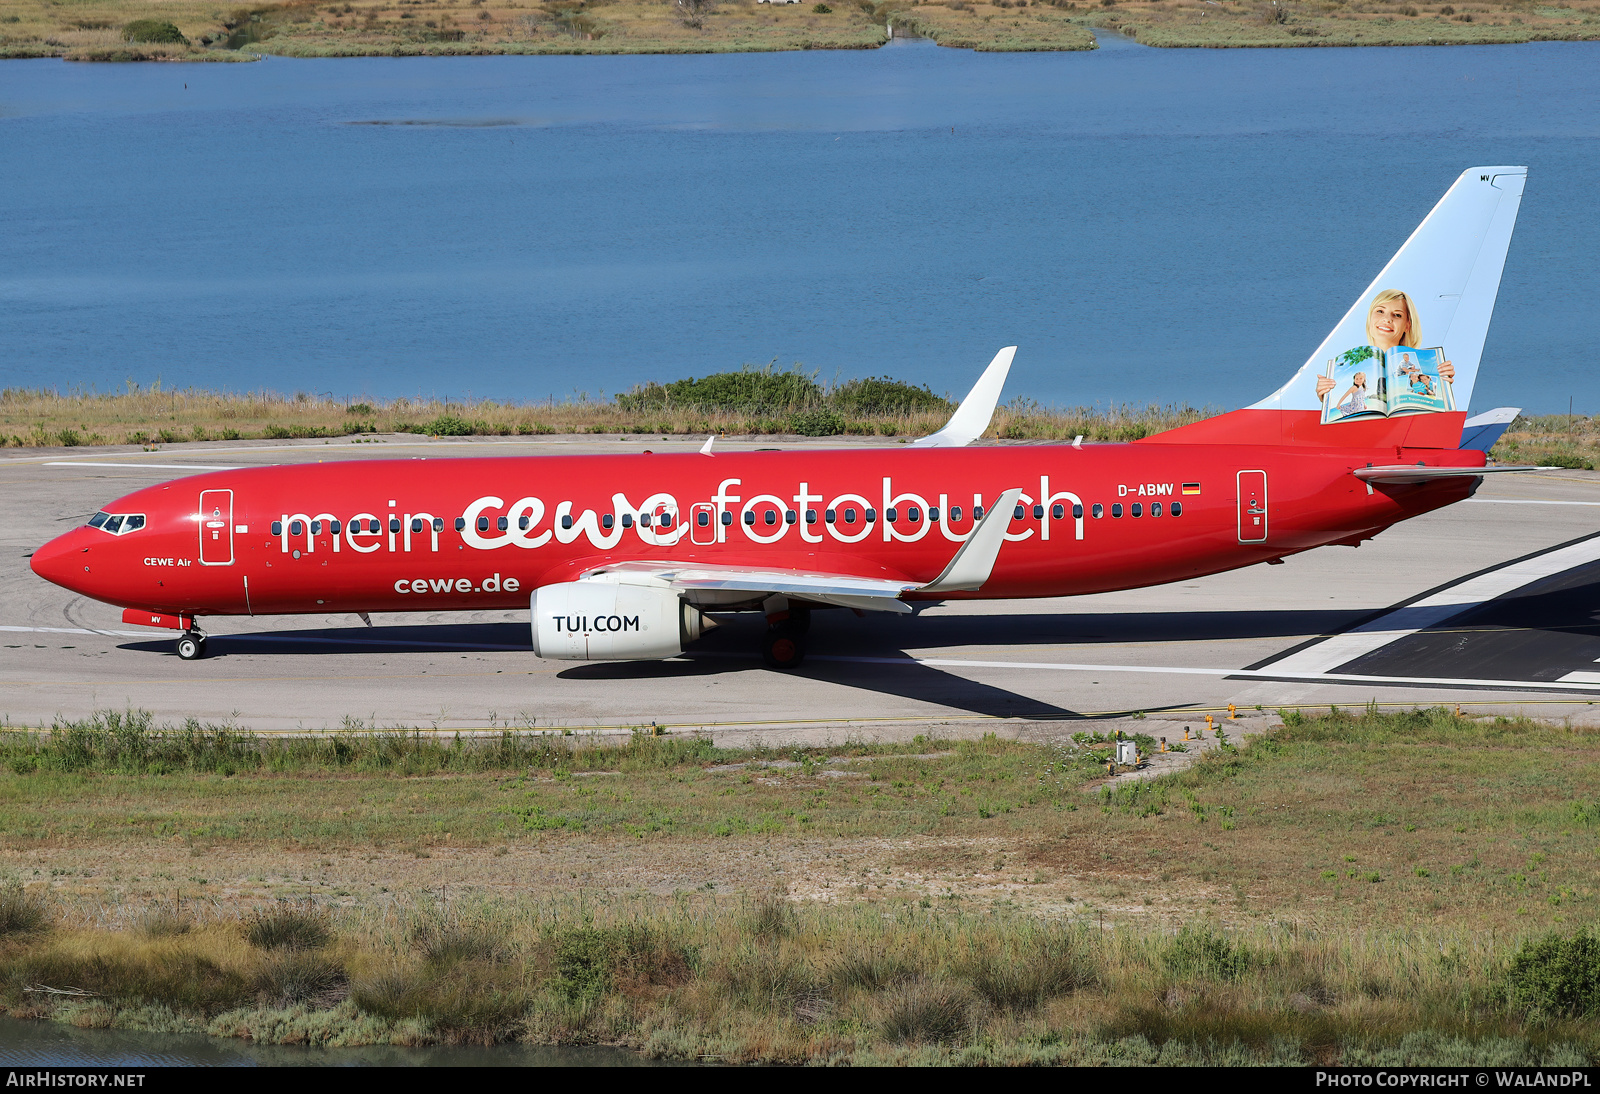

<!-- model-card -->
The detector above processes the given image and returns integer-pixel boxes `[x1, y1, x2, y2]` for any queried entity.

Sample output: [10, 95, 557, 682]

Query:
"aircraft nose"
[30, 528, 90, 592]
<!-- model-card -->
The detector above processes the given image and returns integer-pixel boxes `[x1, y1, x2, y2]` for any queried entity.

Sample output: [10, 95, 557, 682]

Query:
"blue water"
[1, 38, 1597, 413]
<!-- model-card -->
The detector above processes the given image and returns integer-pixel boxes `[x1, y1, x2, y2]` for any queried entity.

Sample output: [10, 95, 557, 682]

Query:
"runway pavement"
[4, 434, 1600, 736]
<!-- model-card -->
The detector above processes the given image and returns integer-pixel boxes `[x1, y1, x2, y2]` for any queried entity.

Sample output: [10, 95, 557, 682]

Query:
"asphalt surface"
[5, 434, 1600, 736]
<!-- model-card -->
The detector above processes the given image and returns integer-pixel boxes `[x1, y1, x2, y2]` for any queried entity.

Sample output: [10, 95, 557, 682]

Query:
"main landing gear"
[761, 604, 810, 671]
[175, 631, 208, 661]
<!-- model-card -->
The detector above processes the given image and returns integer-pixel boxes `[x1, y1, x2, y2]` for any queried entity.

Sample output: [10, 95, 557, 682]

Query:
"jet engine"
[531, 581, 714, 661]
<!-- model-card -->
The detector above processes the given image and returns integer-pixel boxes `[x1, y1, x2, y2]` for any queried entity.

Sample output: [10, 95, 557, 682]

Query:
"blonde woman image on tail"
[1316, 289, 1455, 401]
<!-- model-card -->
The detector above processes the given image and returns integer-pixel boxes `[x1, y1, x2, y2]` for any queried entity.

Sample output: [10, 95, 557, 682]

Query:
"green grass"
[4, 707, 1600, 1062]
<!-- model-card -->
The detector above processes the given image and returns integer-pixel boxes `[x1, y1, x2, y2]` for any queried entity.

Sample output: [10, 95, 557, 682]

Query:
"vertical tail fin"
[1146, 167, 1526, 448]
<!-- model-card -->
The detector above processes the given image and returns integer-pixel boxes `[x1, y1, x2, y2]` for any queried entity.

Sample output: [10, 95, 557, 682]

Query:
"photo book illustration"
[1321, 344, 1454, 425]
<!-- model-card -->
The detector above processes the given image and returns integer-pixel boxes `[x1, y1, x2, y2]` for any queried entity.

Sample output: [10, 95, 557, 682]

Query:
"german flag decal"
[1181, 483, 1202, 495]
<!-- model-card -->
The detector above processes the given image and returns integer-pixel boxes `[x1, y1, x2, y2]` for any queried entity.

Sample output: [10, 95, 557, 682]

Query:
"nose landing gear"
[175, 631, 208, 661]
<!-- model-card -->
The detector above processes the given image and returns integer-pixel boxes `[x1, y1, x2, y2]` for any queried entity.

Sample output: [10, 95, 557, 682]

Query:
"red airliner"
[31, 167, 1544, 668]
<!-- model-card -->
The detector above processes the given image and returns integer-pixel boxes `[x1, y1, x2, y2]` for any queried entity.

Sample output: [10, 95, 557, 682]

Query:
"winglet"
[700, 435, 716, 456]
[910, 347, 1016, 448]
[1459, 407, 1519, 452]
[919, 488, 1024, 593]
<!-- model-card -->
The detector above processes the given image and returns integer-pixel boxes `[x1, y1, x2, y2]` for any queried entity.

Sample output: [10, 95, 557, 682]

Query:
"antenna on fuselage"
[700, 435, 716, 456]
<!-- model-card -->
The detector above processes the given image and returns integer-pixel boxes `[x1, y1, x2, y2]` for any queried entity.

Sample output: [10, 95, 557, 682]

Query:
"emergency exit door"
[199, 489, 234, 565]
[1236, 471, 1268, 544]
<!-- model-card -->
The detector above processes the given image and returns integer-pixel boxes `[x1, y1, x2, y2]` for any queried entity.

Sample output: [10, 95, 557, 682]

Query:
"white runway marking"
[42, 462, 243, 472]
[1257, 533, 1600, 678]
[806, 655, 1600, 693]
[1464, 499, 1600, 507]
[0, 625, 149, 638]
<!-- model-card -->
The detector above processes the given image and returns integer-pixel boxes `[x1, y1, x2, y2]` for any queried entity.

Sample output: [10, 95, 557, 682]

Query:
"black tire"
[762, 624, 806, 670]
[176, 634, 205, 661]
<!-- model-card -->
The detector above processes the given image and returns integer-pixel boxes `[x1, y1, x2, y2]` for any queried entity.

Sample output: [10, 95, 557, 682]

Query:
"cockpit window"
[90, 513, 145, 536]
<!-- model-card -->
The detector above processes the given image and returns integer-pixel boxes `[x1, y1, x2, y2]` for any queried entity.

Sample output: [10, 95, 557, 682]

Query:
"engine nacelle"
[531, 581, 711, 661]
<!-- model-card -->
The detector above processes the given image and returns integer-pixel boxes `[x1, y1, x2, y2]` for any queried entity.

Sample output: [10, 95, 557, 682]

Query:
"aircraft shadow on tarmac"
[117, 607, 1371, 722]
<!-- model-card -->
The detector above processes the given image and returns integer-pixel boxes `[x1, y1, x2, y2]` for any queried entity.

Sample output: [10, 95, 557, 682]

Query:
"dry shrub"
[0, 884, 50, 937]
[134, 903, 192, 939]
[879, 977, 975, 1043]
[244, 902, 332, 952]
[256, 950, 347, 1008]
[962, 928, 1097, 1009]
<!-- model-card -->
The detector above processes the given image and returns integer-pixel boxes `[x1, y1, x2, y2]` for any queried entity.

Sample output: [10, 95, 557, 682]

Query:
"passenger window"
[719, 512, 731, 526]
[455, 517, 466, 531]
[974, 506, 985, 521]
[886, 508, 898, 523]
[602, 514, 614, 529]
[389, 518, 401, 533]
[519, 515, 530, 530]
[950, 506, 962, 522]
[1013, 505, 1025, 519]
[806, 509, 817, 524]
[929, 508, 940, 522]
[743, 511, 755, 526]
[477, 516, 489, 532]
[561, 515, 573, 529]
[123, 515, 145, 532]
[1072, 504, 1083, 519]
[1131, 503, 1143, 517]
[908, 507, 920, 523]
[763, 510, 776, 526]
[1151, 503, 1162, 517]
[694, 512, 706, 527]
[289, 520, 303, 536]
[1052, 504, 1065, 520]
[1171, 502, 1183, 517]
[1092, 504, 1103, 518]
[497, 516, 509, 531]
[658, 513, 673, 528]
[411, 519, 424, 534]
[866, 508, 877, 523]
[1111, 505, 1122, 518]
[271, 520, 283, 536]
[1032, 504, 1044, 519]
[311, 521, 322, 534]
[825, 509, 836, 524]
[843, 508, 856, 524]
[624, 514, 635, 528]
[785, 510, 796, 525]
[432, 518, 443, 533]
[330, 520, 341, 535]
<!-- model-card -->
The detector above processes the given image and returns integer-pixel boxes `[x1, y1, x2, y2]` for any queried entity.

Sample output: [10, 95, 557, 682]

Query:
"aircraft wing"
[911, 347, 1014, 448]
[581, 488, 1026, 613]
[583, 561, 919, 613]
[1353, 463, 1555, 485]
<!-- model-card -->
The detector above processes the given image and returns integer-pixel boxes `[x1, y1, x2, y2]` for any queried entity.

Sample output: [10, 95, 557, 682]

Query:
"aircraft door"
[1236, 471, 1267, 544]
[199, 489, 234, 565]
[689, 502, 716, 546]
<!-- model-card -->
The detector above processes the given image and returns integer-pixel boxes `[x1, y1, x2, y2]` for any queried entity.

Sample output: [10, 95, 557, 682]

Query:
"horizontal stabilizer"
[1353, 463, 1552, 485]
[1459, 407, 1520, 452]
[911, 347, 1015, 448]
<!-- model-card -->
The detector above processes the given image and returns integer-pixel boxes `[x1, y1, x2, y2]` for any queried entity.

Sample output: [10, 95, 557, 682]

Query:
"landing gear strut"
[761, 605, 809, 670]
[175, 631, 208, 661]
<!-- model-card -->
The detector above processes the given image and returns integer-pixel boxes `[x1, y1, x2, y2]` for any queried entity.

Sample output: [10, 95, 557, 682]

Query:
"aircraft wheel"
[176, 634, 206, 661]
[762, 624, 806, 670]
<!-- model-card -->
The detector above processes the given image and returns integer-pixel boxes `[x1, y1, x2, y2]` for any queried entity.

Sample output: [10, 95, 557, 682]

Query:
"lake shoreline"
[3, 0, 1596, 63]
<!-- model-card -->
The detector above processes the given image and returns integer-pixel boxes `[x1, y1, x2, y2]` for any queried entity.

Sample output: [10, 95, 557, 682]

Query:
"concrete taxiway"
[3, 435, 1600, 736]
